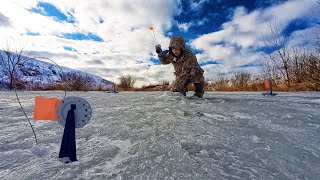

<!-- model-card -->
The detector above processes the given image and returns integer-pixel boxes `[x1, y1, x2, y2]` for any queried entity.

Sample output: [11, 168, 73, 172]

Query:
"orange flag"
[149, 27, 154, 30]
[265, 81, 270, 88]
[33, 96, 60, 121]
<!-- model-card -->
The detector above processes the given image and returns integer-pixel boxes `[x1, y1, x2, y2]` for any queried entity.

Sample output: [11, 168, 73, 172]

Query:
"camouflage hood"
[169, 36, 186, 50]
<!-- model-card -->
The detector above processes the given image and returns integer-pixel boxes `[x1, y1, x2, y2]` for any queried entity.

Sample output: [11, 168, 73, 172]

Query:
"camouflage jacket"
[159, 36, 204, 91]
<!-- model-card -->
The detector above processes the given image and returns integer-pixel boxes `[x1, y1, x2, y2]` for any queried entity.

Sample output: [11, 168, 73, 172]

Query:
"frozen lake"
[0, 91, 320, 179]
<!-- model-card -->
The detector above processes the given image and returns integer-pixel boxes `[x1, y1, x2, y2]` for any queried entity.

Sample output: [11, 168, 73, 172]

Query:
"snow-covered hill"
[0, 51, 113, 90]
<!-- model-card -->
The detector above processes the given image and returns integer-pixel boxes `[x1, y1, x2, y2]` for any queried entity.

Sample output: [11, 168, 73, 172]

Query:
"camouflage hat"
[169, 36, 185, 50]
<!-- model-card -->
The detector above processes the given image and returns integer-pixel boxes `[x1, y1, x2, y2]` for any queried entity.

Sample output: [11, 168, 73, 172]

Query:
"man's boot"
[193, 82, 204, 98]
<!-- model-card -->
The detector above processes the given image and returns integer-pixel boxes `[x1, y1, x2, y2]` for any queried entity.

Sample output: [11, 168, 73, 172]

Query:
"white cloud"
[177, 17, 208, 32]
[177, 23, 190, 32]
[191, 0, 319, 76]
[0, 0, 180, 87]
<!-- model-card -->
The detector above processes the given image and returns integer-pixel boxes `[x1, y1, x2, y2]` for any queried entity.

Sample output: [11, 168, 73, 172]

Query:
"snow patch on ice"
[233, 112, 251, 119]
[310, 99, 320, 104]
[31, 145, 48, 157]
[203, 112, 225, 120]
[162, 91, 181, 97]
[251, 135, 260, 143]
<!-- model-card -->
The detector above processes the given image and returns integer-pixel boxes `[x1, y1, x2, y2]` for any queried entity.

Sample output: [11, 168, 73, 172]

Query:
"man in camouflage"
[156, 36, 205, 98]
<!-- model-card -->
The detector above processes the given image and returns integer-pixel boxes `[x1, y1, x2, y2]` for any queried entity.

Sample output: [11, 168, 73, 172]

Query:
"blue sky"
[0, 0, 319, 86]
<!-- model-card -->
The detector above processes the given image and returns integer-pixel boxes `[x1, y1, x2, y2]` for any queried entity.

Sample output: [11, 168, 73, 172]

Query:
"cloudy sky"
[0, 0, 319, 87]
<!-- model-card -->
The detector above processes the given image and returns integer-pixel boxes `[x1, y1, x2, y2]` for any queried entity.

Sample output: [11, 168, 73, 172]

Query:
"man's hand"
[158, 50, 168, 57]
[155, 44, 162, 54]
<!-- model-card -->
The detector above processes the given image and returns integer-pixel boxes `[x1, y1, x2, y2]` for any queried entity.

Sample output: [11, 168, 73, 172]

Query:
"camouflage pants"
[178, 80, 204, 97]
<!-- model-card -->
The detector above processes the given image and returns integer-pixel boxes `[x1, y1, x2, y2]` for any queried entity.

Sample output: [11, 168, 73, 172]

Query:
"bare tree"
[211, 72, 230, 91]
[304, 55, 320, 90]
[119, 74, 136, 90]
[308, 1, 320, 90]
[0, 40, 33, 90]
[264, 22, 294, 91]
[288, 47, 309, 85]
[161, 80, 170, 86]
[230, 71, 251, 91]
[261, 56, 280, 83]
[63, 72, 94, 91]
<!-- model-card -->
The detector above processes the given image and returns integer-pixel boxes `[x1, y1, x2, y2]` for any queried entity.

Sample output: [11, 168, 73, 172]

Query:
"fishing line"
[149, 27, 158, 45]
[152, 30, 157, 43]
[14, 57, 68, 145]
[14, 89, 38, 144]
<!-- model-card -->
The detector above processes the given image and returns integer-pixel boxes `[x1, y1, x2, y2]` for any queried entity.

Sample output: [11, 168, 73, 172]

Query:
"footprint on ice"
[180, 140, 202, 155]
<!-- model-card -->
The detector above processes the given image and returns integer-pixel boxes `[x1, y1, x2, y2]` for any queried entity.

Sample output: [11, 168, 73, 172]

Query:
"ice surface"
[0, 91, 320, 179]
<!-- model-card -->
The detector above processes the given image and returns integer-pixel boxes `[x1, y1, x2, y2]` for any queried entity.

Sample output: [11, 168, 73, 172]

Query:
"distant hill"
[0, 52, 113, 91]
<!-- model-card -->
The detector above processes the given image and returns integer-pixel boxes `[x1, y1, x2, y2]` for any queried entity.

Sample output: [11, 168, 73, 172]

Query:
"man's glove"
[158, 50, 169, 57]
[155, 44, 162, 54]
